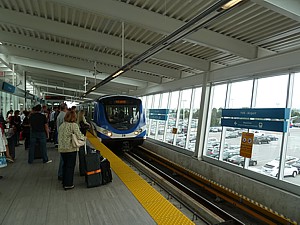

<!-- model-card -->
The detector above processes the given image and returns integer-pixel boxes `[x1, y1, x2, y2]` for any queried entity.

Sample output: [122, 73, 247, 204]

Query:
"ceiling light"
[0, 42, 2, 45]
[112, 70, 124, 78]
[91, 86, 96, 91]
[221, 0, 242, 10]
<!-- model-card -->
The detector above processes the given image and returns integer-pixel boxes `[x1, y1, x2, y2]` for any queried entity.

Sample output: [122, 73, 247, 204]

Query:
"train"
[80, 95, 146, 150]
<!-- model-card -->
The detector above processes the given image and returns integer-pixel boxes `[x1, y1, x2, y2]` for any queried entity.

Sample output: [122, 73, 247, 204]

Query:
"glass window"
[148, 94, 160, 138]
[165, 91, 179, 145]
[286, 73, 300, 185]
[188, 88, 202, 152]
[176, 89, 192, 148]
[251, 75, 288, 176]
[157, 93, 170, 142]
[222, 80, 253, 166]
[206, 84, 227, 158]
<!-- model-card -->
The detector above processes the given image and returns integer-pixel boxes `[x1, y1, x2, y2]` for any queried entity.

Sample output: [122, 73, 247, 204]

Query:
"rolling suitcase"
[84, 143, 102, 188]
[100, 157, 112, 184]
[79, 145, 93, 176]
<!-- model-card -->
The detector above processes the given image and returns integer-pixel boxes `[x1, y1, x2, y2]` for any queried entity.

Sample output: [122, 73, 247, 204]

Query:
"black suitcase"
[100, 158, 112, 184]
[79, 145, 93, 176]
[85, 151, 102, 188]
[34, 142, 42, 159]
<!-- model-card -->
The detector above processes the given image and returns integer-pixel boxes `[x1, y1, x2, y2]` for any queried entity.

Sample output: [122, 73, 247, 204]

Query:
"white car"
[263, 163, 298, 178]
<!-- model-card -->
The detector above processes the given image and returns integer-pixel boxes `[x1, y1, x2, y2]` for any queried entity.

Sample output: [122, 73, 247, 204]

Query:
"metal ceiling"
[0, 0, 299, 101]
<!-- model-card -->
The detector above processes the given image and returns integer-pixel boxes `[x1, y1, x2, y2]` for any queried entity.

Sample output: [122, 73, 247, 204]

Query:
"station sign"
[2, 82, 15, 93]
[221, 108, 290, 133]
[45, 95, 66, 100]
[221, 118, 288, 132]
[149, 109, 169, 121]
[222, 108, 290, 119]
[240, 132, 254, 158]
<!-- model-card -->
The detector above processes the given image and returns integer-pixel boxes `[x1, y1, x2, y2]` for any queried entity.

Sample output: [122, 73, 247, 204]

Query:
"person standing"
[28, 104, 51, 164]
[56, 103, 68, 180]
[58, 111, 84, 190]
[77, 110, 90, 136]
[21, 111, 31, 150]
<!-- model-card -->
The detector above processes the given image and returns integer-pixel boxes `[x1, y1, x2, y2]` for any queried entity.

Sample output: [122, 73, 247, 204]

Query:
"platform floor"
[0, 140, 156, 225]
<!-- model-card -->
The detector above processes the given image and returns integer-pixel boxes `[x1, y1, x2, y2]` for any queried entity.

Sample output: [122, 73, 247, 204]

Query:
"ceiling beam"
[0, 8, 209, 71]
[0, 45, 157, 86]
[0, 31, 182, 79]
[133, 48, 300, 95]
[54, 0, 256, 59]
[252, 0, 300, 22]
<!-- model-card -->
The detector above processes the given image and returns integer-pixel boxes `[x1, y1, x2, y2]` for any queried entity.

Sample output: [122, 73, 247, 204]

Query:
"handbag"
[71, 133, 85, 148]
[71, 123, 85, 148]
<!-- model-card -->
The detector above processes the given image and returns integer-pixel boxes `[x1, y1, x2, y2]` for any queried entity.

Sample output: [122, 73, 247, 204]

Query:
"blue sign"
[221, 118, 288, 132]
[2, 82, 15, 93]
[149, 109, 169, 114]
[222, 108, 290, 120]
[149, 115, 168, 120]
[149, 109, 169, 121]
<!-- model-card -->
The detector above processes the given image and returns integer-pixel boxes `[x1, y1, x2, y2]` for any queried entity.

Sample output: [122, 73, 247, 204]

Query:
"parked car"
[264, 134, 279, 141]
[274, 155, 299, 165]
[222, 150, 240, 161]
[263, 164, 298, 177]
[225, 132, 239, 138]
[291, 160, 300, 172]
[227, 155, 257, 166]
[262, 159, 298, 177]
[253, 136, 270, 144]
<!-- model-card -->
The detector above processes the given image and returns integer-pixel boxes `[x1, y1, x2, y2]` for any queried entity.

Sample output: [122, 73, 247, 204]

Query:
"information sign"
[149, 109, 169, 121]
[221, 118, 288, 132]
[240, 132, 254, 158]
[222, 108, 290, 120]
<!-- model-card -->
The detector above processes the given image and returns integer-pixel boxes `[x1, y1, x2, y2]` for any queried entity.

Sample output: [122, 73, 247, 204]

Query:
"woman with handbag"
[58, 111, 85, 190]
[77, 110, 90, 136]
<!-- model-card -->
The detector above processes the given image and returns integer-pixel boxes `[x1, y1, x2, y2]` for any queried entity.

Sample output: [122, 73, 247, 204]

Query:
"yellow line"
[87, 133, 195, 225]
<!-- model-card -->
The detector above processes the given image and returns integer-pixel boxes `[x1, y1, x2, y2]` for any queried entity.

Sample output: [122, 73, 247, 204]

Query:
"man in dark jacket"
[28, 104, 52, 164]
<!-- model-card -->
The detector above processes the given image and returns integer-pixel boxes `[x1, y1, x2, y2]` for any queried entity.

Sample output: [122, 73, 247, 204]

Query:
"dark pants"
[23, 132, 30, 149]
[7, 137, 15, 159]
[61, 151, 77, 187]
[28, 132, 48, 163]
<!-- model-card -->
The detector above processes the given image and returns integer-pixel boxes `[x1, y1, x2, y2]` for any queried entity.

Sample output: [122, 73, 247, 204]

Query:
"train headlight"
[103, 130, 112, 137]
[134, 129, 143, 135]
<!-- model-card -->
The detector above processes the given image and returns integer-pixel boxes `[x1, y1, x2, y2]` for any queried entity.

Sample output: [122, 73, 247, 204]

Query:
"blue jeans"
[28, 132, 48, 163]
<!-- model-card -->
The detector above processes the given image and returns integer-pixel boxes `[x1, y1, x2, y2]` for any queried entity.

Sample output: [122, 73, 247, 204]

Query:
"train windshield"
[103, 98, 140, 130]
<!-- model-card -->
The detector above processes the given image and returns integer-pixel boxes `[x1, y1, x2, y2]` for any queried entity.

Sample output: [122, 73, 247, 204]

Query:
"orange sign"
[240, 132, 254, 158]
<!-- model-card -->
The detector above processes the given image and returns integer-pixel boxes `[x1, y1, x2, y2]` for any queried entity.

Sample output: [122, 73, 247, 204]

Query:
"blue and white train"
[81, 95, 146, 150]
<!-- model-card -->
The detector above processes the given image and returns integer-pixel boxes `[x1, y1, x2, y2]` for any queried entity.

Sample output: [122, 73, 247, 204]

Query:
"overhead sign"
[2, 82, 15, 93]
[240, 132, 254, 158]
[221, 108, 290, 133]
[45, 95, 66, 100]
[149, 109, 169, 121]
[221, 118, 288, 132]
[222, 108, 290, 119]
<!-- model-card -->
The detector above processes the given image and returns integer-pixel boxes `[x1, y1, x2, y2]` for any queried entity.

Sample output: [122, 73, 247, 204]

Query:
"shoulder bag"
[71, 123, 85, 148]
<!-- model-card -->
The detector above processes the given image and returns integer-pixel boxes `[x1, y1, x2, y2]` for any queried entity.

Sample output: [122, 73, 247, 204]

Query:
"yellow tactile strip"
[87, 133, 195, 225]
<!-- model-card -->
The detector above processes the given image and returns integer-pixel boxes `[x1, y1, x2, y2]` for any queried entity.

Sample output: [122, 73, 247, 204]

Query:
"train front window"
[105, 103, 140, 130]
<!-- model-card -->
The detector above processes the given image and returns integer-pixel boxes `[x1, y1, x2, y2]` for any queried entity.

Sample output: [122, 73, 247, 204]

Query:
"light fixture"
[112, 70, 124, 78]
[0, 41, 2, 45]
[91, 86, 96, 91]
[221, 0, 242, 10]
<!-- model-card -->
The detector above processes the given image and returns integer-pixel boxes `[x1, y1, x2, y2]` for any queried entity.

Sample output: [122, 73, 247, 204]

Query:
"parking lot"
[207, 127, 300, 185]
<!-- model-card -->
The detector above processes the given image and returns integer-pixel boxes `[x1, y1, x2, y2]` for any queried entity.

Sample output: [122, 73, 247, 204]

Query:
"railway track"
[122, 146, 295, 225]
